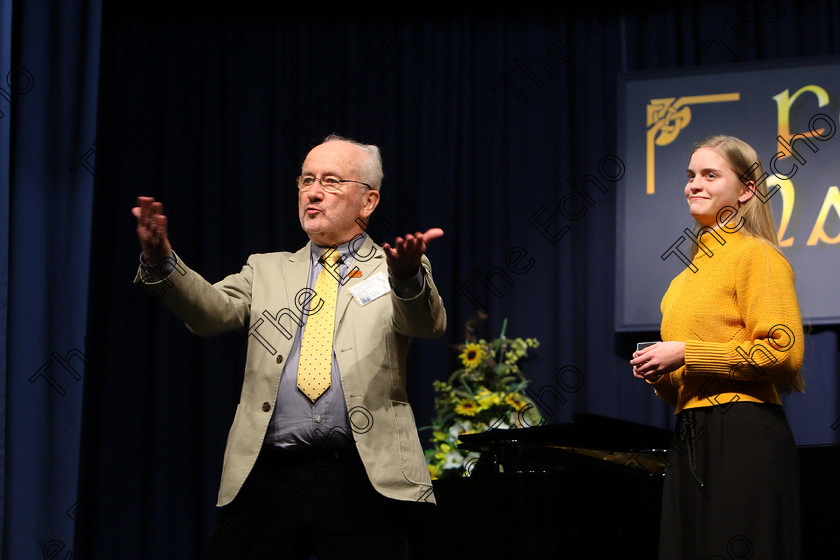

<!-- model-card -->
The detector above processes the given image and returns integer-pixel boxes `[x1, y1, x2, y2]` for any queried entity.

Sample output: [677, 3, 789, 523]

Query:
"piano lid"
[458, 411, 673, 453]
[457, 411, 674, 477]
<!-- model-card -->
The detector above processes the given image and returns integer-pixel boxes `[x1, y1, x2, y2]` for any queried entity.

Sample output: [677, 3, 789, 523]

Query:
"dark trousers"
[203, 446, 430, 560]
[659, 403, 801, 560]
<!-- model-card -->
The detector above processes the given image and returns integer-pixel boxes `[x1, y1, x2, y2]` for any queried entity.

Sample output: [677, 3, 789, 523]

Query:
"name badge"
[349, 272, 391, 306]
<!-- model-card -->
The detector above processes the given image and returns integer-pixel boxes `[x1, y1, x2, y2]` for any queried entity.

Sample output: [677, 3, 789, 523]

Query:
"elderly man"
[132, 134, 446, 559]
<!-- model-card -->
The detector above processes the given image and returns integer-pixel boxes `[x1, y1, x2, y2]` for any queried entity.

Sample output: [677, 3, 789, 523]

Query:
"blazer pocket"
[390, 400, 430, 485]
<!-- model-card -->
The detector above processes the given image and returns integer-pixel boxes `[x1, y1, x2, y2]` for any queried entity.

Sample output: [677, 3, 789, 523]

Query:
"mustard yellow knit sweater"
[650, 228, 805, 414]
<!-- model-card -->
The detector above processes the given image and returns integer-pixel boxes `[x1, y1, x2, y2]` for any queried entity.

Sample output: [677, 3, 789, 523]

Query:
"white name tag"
[349, 271, 391, 306]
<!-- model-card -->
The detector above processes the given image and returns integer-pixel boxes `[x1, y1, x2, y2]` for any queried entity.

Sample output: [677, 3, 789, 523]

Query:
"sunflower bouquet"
[423, 315, 542, 479]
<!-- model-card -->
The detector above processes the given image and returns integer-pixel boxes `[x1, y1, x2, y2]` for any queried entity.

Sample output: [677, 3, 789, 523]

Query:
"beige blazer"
[135, 235, 446, 506]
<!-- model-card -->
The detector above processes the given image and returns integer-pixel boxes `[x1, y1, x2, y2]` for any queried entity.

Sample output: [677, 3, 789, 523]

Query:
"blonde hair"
[690, 135, 805, 394]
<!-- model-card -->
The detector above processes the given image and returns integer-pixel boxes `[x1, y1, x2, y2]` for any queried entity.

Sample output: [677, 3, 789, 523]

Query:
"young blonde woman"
[630, 135, 805, 559]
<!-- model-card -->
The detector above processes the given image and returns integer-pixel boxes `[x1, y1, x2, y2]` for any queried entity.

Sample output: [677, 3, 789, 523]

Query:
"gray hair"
[322, 133, 384, 191]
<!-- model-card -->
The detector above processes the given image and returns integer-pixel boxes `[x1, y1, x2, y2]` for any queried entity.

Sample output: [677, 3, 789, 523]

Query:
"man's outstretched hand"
[132, 196, 172, 266]
[382, 228, 444, 280]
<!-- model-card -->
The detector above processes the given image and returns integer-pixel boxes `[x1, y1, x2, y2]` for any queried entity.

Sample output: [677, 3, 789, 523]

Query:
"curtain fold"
[2, 0, 100, 558]
[0, 0, 13, 552]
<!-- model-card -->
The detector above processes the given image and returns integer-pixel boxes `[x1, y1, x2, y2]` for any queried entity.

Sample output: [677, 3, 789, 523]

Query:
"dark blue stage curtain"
[0, 1, 838, 559]
[1, 0, 101, 558]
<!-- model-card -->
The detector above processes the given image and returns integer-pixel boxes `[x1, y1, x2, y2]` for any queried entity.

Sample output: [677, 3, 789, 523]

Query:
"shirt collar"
[309, 234, 367, 269]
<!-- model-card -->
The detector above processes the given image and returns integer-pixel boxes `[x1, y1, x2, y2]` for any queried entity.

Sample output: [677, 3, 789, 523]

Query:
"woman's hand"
[631, 341, 686, 382]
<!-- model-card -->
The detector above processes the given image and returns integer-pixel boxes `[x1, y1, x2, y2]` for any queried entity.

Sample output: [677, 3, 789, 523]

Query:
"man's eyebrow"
[300, 169, 342, 177]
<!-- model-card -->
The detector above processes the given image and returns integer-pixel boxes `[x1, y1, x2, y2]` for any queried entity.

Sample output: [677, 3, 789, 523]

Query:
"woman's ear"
[740, 179, 756, 203]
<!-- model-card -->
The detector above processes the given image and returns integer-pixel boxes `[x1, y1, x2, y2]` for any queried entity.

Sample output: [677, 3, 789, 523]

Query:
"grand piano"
[407, 412, 839, 560]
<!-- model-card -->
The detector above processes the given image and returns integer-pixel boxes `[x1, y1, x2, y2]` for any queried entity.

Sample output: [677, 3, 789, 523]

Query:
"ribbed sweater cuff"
[684, 340, 738, 377]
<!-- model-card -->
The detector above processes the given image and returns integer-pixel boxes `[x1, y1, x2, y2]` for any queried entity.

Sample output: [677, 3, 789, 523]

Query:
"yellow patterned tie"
[296, 248, 341, 402]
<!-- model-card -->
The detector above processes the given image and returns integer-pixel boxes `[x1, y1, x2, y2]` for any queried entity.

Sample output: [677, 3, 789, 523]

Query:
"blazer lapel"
[283, 242, 313, 321]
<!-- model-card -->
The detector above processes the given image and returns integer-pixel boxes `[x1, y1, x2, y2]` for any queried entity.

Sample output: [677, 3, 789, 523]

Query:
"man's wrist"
[388, 266, 424, 299]
[139, 251, 178, 282]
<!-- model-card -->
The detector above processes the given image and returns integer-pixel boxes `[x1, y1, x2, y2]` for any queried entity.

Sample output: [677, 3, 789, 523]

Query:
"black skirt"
[659, 402, 800, 560]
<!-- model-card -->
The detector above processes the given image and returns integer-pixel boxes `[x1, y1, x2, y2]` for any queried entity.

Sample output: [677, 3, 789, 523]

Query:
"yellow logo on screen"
[646, 93, 740, 194]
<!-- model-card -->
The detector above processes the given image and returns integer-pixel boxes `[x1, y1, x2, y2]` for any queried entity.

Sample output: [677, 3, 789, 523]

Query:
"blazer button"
[262, 402, 271, 412]
[276, 354, 283, 364]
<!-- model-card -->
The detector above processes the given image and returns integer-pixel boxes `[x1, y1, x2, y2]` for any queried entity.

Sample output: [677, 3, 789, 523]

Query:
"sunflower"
[459, 343, 485, 369]
[505, 392, 529, 410]
[454, 399, 479, 416]
[476, 388, 503, 410]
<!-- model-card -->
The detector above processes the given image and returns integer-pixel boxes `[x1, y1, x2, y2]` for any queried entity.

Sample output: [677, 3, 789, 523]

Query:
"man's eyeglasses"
[297, 176, 372, 193]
